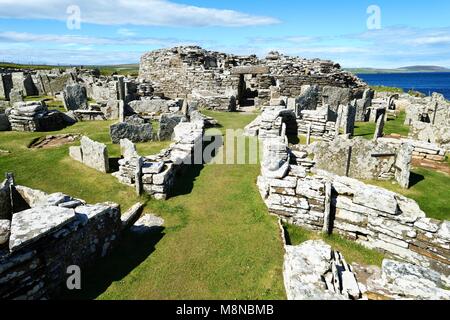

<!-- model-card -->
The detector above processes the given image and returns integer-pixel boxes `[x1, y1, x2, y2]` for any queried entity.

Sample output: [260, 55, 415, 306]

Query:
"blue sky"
[0, 0, 449, 67]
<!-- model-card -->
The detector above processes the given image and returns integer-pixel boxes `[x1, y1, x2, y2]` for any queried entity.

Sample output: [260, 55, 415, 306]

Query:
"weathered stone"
[120, 138, 138, 159]
[9, 206, 76, 252]
[110, 120, 153, 144]
[414, 218, 441, 233]
[69, 146, 83, 163]
[0, 219, 10, 245]
[63, 84, 88, 111]
[353, 186, 398, 215]
[130, 214, 164, 234]
[395, 143, 413, 189]
[284, 240, 360, 300]
[79, 136, 109, 173]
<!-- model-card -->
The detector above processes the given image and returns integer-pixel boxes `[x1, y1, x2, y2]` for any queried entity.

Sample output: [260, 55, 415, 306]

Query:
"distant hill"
[0, 62, 140, 76]
[346, 66, 450, 74]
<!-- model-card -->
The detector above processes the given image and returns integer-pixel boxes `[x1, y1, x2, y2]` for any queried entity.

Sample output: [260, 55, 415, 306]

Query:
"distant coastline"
[346, 66, 450, 74]
[357, 72, 450, 99]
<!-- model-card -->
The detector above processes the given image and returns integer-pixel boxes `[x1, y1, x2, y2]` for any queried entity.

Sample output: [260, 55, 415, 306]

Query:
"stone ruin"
[244, 86, 359, 143]
[69, 136, 110, 173]
[256, 119, 450, 298]
[5, 101, 68, 132]
[365, 91, 450, 162]
[113, 119, 205, 200]
[0, 174, 119, 299]
[139, 46, 367, 111]
[284, 240, 450, 300]
[0, 173, 164, 300]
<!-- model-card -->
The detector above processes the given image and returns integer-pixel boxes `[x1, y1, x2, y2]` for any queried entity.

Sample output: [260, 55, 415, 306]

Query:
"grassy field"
[370, 86, 404, 94]
[284, 224, 384, 267]
[354, 111, 410, 138]
[0, 120, 170, 211]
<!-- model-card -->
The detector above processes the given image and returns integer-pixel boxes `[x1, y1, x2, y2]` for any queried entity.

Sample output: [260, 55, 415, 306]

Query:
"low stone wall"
[113, 121, 204, 200]
[258, 137, 449, 278]
[0, 179, 123, 300]
[408, 121, 450, 151]
[128, 97, 181, 115]
[308, 136, 412, 188]
[69, 136, 109, 173]
[379, 137, 448, 162]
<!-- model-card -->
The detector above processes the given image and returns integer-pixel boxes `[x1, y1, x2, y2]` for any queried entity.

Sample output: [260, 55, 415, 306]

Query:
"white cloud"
[117, 28, 137, 37]
[0, 31, 194, 46]
[0, 0, 280, 27]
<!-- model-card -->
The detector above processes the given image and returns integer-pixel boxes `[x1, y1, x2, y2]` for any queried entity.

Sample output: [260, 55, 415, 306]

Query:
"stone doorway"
[238, 74, 259, 109]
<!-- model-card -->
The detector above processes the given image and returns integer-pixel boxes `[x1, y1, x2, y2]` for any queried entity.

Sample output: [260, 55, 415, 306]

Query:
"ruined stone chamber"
[0, 175, 124, 299]
[256, 116, 449, 287]
[138, 46, 367, 111]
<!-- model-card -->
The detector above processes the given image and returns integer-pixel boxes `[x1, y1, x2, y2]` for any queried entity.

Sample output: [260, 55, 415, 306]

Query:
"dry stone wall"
[258, 133, 449, 278]
[139, 46, 367, 110]
[0, 178, 123, 300]
[113, 120, 204, 200]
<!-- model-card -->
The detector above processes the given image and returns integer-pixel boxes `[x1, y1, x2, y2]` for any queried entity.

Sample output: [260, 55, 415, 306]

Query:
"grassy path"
[59, 112, 286, 300]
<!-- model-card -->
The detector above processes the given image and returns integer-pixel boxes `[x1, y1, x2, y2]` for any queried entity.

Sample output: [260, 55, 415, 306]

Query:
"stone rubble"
[284, 240, 361, 300]
[6, 101, 67, 132]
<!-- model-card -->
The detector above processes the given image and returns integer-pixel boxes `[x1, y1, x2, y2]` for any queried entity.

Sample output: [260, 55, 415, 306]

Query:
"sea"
[357, 72, 450, 100]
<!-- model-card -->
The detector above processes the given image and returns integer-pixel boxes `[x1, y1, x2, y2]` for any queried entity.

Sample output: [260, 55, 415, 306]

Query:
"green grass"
[370, 86, 404, 94]
[284, 224, 384, 267]
[354, 111, 410, 139]
[0, 120, 170, 211]
[366, 168, 450, 221]
[23, 95, 66, 112]
[96, 64, 139, 77]
[0, 62, 55, 70]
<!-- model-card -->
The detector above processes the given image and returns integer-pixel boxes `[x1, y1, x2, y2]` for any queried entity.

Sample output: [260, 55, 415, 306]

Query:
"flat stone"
[142, 161, 165, 174]
[353, 186, 398, 215]
[9, 206, 76, 252]
[130, 214, 164, 234]
[414, 218, 440, 233]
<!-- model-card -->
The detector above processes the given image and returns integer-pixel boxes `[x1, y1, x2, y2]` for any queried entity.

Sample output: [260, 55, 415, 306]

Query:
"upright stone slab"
[343, 104, 356, 136]
[395, 143, 413, 189]
[0, 178, 12, 220]
[9, 88, 23, 104]
[1, 74, 13, 100]
[80, 136, 109, 173]
[374, 113, 385, 140]
[118, 100, 125, 123]
[120, 138, 138, 159]
[63, 84, 88, 111]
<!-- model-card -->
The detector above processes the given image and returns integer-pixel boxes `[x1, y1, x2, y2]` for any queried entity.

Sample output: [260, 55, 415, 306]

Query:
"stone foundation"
[0, 176, 123, 300]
